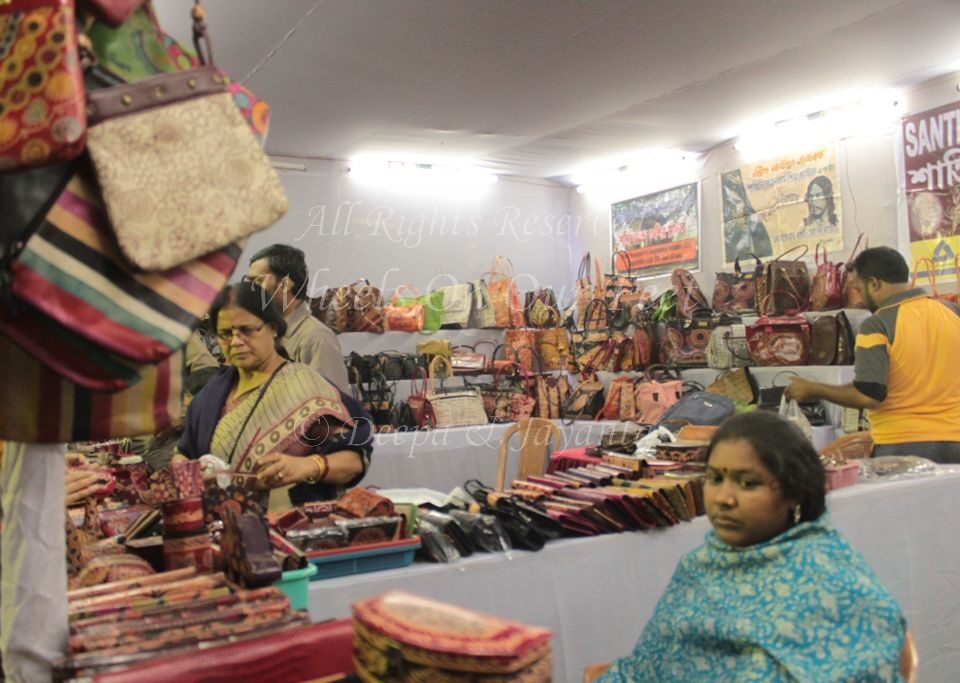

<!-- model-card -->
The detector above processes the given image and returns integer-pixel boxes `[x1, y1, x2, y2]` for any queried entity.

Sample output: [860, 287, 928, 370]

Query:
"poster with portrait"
[901, 100, 960, 278]
[610, 182, 700, 278]
[721, 146, 843, 264]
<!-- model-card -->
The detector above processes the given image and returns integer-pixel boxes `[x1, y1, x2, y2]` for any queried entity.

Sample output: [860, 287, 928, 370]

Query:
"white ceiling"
[156, 0, 960, 181]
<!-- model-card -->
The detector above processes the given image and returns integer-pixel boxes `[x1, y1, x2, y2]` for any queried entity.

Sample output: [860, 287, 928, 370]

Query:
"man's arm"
[784, 379, 881, 410]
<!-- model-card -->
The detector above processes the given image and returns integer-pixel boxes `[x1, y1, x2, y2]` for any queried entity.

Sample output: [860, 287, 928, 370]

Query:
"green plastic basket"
[275, 564, 318, 610]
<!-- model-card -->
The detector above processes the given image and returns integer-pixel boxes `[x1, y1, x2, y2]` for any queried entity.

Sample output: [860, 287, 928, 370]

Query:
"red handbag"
[746, 296, 811, 366]
[0, 0, 87, 171]
[810, 242, 843, 310]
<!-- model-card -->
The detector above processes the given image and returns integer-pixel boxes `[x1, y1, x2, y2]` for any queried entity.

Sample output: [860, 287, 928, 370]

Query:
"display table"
[308, 470, 960, 683]
[363, 419, 840, 492]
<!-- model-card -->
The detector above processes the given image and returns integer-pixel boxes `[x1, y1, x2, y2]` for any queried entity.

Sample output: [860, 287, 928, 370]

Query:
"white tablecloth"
[363, 420, 840, 492]
[308, 471, 960, 682]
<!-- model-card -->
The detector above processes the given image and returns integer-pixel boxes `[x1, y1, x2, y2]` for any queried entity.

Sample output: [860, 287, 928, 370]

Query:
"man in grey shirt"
[244, 244, 349, 390]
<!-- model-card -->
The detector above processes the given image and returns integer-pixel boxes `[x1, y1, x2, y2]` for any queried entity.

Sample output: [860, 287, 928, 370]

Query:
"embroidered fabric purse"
[0, 0, 87, 171]
[84, 65, 288, 270]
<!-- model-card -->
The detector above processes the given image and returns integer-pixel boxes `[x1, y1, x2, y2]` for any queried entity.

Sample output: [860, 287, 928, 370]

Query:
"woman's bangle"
[304, 454, 329, 484]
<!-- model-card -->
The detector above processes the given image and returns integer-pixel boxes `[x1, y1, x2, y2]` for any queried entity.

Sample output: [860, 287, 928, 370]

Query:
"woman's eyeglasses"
[216, 323, 265, 341]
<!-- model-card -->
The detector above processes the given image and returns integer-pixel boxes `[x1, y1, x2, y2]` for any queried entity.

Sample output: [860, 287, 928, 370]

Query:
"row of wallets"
[504, 465, 705, 536]
[57, 568, 317, 681]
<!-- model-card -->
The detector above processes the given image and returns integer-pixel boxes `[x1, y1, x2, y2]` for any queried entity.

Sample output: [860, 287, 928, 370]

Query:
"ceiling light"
[347, 159, 498, 194]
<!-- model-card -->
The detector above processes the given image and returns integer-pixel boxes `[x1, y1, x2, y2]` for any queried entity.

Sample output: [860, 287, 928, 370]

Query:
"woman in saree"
[594, 412, 908, 682]
[173, 282, 373, 507]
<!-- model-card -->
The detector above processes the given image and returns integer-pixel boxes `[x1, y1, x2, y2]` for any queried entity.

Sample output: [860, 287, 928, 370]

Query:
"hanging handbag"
[467, 279, 496, 328]
[746, 297, 811, 366]
[425, 357, 488, 428]
[0, 334, 182, 442]
[485, 256, 524, 328]
[575, 253, 603, 327]
[384, 286, 425, 332]
[0, 0, 87, 171]
[712, 253, 763, 313]
[809, 312, 854, 365]
[911, 257, 958, 303]
[759, 245, 811, 315]
[810, 242, 844, 310]
[84, 21, 288, 271]
[671, 268, 711, 318]
[393, 287, 444, 333]
[561, 373, 605, 422]
[604, 251, 644, 328]
[436, 282, 473, 329]
[6, 168, 243, 369]
[405, 366, 432, 429]
[841, 233, 868, 308]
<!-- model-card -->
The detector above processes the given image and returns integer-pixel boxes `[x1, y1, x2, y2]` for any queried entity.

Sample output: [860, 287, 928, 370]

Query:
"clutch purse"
[352, 591, 552, 680]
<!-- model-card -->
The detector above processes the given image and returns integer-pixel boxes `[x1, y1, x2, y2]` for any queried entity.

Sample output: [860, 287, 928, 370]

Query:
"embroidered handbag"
[0, 0, 87, 171]
[437, 282, 472, 328]
[450, 345, 487, 374]
[759, 245, 811, 315]
[659, 316, 723, 367]
[485, 256, 524, 328]
[524, 288, 559, 328]
[390, 286, 445, 333]
[671, 268, 711, 318]
[84, 64, 288, 271]
[712, 253, 763, 313]
[810, 242, 844, 310]
[706, 367, 757, 404]
[480, 361, 536, 423]
[746, 299, 811, 366]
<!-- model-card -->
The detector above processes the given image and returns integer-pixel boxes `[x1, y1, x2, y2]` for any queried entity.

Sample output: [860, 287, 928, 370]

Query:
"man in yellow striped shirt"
[786, 247, 960, 463]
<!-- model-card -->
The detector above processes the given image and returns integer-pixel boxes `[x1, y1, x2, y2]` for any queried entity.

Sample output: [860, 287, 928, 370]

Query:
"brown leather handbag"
[759, 245, 811, 315]
[671, 268, 711, 318]
[809, 312, 854, 365]
[712, 254, 763, 313]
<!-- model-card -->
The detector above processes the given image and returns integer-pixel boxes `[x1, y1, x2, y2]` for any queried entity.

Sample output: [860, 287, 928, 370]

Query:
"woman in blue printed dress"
[596, 411, 907, 682]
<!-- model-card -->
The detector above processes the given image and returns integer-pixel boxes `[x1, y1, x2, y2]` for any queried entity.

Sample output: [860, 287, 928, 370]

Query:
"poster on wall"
[720, 146, 843, 264]
[901, 100, 960, 278]
[610, 182, 700, 278]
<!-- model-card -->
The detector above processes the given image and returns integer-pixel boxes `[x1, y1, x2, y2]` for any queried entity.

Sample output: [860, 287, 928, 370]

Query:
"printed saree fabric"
[600, 517, 905, 683]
